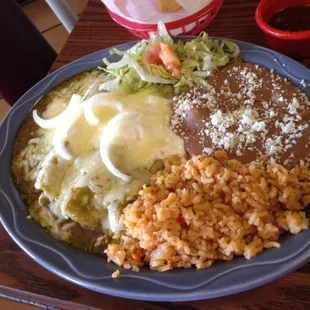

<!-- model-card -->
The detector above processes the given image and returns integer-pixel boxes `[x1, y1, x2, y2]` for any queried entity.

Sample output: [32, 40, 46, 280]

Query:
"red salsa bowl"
[255, 0, 310, 58]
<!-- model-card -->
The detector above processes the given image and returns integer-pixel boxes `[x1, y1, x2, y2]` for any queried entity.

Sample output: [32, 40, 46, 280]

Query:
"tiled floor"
[0, 1, 88, 308]
[0, 0, 88, 122]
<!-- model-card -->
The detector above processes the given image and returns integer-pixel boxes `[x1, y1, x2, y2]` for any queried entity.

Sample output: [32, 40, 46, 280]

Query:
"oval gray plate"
[0, 38, 310, 302]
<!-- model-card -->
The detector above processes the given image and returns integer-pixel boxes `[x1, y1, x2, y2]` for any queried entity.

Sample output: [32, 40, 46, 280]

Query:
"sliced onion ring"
[100, 112, 140, 182]
[33, 94, 81, 129]
[53, 95, 83, 160]
[83, 93, 123, 126]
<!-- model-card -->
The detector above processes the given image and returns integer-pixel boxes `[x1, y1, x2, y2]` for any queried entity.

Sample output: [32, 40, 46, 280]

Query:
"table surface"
[1, 0, 310, 309]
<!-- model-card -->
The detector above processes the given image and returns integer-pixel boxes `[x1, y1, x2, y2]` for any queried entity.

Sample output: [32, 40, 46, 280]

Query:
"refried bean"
[171, 62, 310, 168]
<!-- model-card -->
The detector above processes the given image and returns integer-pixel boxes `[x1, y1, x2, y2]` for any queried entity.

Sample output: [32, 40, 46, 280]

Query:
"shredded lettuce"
[149, 21, 174, 46]
[99, 22, 240, 94]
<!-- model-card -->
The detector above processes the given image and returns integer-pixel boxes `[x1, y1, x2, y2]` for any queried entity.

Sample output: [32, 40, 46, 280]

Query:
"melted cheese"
[113, 93, 184, 173]
[33, 89, 185, 232]
[43, 97, 68, 119]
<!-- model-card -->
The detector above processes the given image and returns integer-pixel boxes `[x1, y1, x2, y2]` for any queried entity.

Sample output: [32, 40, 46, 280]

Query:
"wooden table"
[1, 0, 309, 309]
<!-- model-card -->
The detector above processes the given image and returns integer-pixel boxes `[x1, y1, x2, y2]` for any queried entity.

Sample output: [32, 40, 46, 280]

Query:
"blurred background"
[0, 0, 88, 122]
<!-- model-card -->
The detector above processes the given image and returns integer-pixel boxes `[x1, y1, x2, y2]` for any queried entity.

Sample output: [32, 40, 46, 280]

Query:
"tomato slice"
[159, 43, 181, 78]
[142, 45, 163, 65]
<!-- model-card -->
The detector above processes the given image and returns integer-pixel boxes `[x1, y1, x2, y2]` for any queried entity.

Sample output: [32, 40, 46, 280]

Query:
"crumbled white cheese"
[203, 147, 213, 155]
[240, 108, 256, 126]
[269, 110, 276, 118]
[210, 110, 223, 127]
[288, 98, 300, 115]
[282, 121, 295, 134]
[252, 121, 266, 132]
[265, 138, 283, 156]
